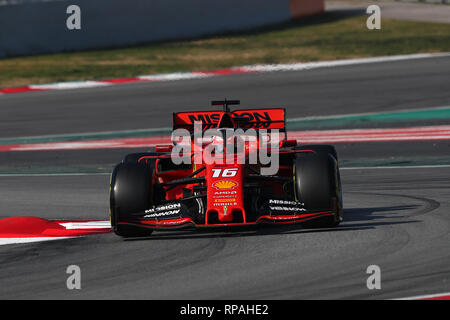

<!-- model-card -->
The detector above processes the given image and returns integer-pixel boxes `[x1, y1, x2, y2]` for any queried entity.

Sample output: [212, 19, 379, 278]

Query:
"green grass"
[1, 13, 450, 88]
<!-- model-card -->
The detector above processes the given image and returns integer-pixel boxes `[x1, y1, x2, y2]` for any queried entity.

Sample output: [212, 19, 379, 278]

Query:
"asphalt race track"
[0, 56, 449, 299]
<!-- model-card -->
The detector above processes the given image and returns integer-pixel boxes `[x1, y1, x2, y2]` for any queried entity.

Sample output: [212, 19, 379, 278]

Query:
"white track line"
[0, 237, 74, 245]
[242, 53, 450, 73]
[58, 221, 111, 229]
[0, 173, 110, 177]
[138, 72, 213, 81]
[30, 81, 111, 90]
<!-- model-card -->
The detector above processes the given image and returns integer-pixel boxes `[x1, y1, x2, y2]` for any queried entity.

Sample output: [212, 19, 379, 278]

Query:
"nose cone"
[205, 164, 245, 223]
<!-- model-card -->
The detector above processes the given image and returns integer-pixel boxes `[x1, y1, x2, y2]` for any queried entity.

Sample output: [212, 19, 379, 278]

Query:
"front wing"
[117, 210, 338, 230]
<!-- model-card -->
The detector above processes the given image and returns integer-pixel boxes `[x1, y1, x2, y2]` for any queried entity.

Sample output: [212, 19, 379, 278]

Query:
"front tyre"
[110, 162, 155, 237]
[294, 153, 342, 228]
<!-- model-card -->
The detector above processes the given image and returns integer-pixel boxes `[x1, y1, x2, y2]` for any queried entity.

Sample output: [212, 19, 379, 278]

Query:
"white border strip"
[396, 292, 450, 300]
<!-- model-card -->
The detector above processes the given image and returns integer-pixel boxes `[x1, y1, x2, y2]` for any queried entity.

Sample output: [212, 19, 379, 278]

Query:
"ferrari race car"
[109, 100, 343, 237]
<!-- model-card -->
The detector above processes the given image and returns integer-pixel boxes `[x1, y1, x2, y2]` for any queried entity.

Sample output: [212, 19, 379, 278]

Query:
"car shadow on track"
[333, 205, 420, 231]
[344, 205, 419, 222]
[123, 205, 419, 242]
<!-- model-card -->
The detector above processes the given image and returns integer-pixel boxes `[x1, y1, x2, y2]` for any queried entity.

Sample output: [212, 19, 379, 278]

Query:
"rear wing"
[173, 108, 286, 132]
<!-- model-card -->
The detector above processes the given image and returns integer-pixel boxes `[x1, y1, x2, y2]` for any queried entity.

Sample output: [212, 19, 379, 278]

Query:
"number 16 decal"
[212, 168, 238, 178]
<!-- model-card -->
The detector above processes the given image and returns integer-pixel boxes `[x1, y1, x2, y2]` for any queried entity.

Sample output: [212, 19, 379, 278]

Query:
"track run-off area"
[0, 54, 449, 299]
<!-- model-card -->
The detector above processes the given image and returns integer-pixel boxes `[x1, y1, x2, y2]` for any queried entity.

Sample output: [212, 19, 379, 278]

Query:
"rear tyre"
[294, 153, 342, 228]
[110, 162, 155, 237]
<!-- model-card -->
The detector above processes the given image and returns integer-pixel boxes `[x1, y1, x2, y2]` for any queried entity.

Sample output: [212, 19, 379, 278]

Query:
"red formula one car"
[109, 100, 343, 237]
